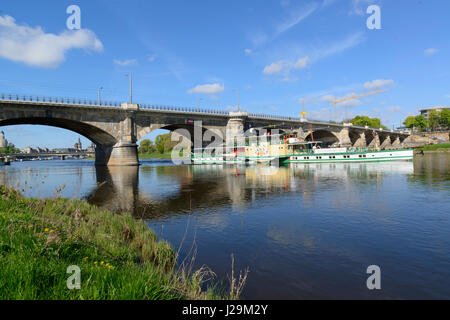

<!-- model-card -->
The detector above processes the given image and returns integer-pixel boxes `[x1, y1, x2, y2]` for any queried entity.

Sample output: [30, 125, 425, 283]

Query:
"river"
[1, 154, 449, 299]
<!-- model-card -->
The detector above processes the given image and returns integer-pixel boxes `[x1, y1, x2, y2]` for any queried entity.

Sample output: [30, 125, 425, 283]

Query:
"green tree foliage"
[350, 116, 386, 129]
[414, 115, 427, 130]
[138, 139, 156, 154]
[403, 116, 416, 129]
[428, 110, 440, 130]
[0, 145, 19, 154]
[439, 109, 450, 128]
[154, 133, 179, 154]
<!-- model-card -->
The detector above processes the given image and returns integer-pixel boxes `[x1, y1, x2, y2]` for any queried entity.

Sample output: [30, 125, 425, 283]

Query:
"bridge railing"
[138, 103, 229, 115]
[0, 93, 407, 133]
[0, 93, 231, 115]
[0, 93, 122, 107]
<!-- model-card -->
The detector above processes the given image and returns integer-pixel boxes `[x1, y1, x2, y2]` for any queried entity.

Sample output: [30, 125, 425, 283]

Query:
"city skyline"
[0, 0, 449, 148]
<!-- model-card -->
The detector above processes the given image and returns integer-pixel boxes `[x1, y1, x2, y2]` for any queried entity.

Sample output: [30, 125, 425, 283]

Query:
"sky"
[0, 0, 449, 149]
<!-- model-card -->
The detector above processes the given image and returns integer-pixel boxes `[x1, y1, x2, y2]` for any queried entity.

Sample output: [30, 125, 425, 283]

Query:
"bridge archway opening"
[348, 130, 362, 146]
[138, 124, 224, 152]
[0, 118, 117, 147]
[305, 130, 339, 147]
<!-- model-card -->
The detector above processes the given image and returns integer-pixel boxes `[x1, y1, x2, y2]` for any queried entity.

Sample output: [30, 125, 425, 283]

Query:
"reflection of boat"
[0, 157, 11, 166]
[192, 132, 414, 164]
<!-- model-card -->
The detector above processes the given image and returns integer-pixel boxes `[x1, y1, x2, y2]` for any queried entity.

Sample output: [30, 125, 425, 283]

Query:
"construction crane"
[332, 89, 390, 121]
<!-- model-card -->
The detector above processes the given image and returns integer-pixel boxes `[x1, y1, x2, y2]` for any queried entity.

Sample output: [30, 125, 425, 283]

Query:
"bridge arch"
[348, 130, 362, 146]
[0, 117, 117, 147]
[137, 123, 225, 147]
[305, 130, 339, 147]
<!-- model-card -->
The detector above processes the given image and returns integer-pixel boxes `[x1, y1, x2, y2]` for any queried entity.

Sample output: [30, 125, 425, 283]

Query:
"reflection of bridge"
[85, 162, 416, 218]
[0, 94, 411, 166]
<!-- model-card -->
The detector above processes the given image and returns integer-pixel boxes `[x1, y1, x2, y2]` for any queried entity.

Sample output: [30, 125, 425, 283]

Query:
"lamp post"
[125, 73, 133, 104]
[98, 87, 103, 105]
[197, 98, 203, 112]
[233, 89, 240, 112]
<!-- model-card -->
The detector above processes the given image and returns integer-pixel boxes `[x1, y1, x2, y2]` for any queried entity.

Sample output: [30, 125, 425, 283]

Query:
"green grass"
[0, 186, 238, 300]
[420, 143, 450, 151]
[138, 152, 173, 160]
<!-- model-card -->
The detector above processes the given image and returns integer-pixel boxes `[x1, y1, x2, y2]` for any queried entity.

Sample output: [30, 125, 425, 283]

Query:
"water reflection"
[1, 156, 449, 299]
[82, 161, 418, 220]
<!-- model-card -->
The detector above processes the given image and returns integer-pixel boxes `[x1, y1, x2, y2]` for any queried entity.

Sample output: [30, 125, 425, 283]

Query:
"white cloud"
[387, 106, 402, 114]
[294, 56, 310, 69]
[320, 94, 335, 103]
[188, 83, 224, 95]
[349, 0, 377, 16]
[275, 3, 319, 37]
[316, 32, 365, 60]
[0, 15, 103, 68]
[424, 48, 438, 56]
[113, 59, 138, 66]
[263, 60, 286, 75]
[250, 2, 318, 48]
[263, 56, 309, 77]
[148, 54, 157, 62]
[363, 79, 395, 90]
[244, 48, 252, 55]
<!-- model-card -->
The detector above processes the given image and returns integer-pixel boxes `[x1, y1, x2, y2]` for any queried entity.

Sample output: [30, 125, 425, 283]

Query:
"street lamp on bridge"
[98, 87, 103, 105]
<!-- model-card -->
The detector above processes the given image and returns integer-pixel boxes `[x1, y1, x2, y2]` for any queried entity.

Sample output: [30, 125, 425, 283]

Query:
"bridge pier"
[392, 136, 401, 148]
[338, 127, 352, 148]
[368, 133, 381, 150]
[353, 132, 367, 148]
[380, 135, 392, 150]
[226, 112, 247, 147]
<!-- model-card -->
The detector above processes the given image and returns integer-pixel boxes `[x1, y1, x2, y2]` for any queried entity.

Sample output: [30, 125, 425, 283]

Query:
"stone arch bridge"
[0, 95, 411, 166]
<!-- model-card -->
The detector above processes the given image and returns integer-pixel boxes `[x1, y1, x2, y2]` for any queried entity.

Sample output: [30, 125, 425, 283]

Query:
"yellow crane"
[332, 89, 390, 121]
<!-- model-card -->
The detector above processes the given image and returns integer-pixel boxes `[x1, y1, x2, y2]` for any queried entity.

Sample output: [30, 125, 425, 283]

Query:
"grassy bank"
[139, 152, 173, 160]
[0, 186, 243, 300]
[419, 143, 450, 152]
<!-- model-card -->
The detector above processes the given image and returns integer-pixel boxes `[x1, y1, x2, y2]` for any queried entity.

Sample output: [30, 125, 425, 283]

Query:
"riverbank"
[139, 152, 173, 159]
[416, 143, 450, 153]
[0, 186, 241, 300]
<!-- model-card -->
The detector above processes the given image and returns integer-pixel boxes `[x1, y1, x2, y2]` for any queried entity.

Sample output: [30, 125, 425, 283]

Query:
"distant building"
[74, 137, 82, 152]
[53, 148, 77, 154]
[420, 106, 449, 121]
[36, 147, 49, 154]
[22, 147, 36, 154]
[0, 131, 8, 148]
[86, 142, 95, 153]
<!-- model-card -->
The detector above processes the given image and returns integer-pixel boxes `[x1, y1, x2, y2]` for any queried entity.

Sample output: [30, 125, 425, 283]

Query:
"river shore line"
[0, 186, 242, 300]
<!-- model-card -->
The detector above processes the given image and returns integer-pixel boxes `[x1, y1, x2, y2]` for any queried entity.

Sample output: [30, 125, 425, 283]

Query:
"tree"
[154, 133, 179, 154]
[403, 116, 416, 129]
[155, 135, 166, 154]
[414, 115, 427, 131]
[0, 145, 19, 154]
[439, 109, 450, 128]
[350, 116, 385, 129]
[428, 110, 440, 131]
[138, 139, 156, 154]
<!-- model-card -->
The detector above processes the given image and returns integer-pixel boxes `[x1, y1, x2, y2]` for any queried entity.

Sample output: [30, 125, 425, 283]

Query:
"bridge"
[0, 93, 411, 166]
[2, 151, 94, 161]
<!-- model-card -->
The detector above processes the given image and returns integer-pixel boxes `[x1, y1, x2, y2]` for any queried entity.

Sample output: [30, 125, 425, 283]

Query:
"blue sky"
[0, 0, 449, 149]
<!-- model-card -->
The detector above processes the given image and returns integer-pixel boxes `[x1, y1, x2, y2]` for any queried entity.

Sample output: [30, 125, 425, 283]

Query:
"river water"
[1, 154, 449, 299]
